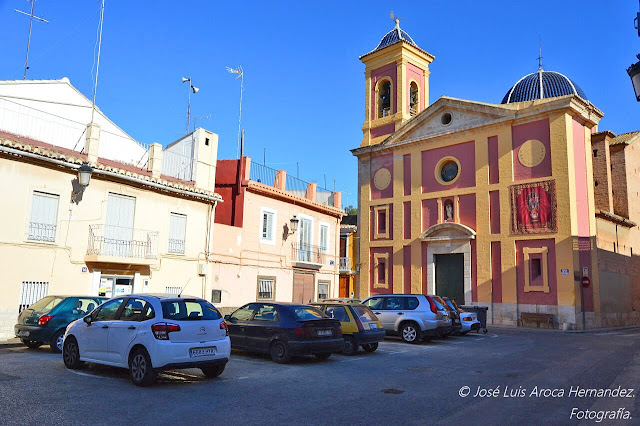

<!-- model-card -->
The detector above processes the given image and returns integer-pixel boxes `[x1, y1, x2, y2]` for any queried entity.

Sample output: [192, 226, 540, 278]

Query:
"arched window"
[409, 82, 419, 116]
[378, 81, 391, 118]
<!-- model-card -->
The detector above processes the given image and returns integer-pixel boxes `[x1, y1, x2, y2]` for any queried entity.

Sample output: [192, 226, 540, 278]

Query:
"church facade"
[352, 20, 640, 328]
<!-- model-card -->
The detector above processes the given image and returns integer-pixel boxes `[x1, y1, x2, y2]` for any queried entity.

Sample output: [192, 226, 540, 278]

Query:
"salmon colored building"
[352, 20, 640, 329]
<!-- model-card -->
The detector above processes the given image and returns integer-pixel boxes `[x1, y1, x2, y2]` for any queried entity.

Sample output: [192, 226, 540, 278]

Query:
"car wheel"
[50, 330, 65, 353]
[314, 352, 331, 360]
[362, 343, 378, 353]
[201, 364, 225, 378]
[21, 339, 42, 349]
[270, 340, 292, 364]
[129, 348, 157, 387]
[400, 322, 422, 344]
[62, 337, 83, 369]
[342, 336, 358, 356]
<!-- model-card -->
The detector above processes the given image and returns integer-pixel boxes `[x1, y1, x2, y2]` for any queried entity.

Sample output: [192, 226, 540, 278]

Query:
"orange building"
[352, 20, 640, 329]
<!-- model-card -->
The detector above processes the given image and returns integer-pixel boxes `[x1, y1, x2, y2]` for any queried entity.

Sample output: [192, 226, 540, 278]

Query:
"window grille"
[27, 192, 59, 242]
[165, 286, 181, 295]
[19, 281, 49, 312]
[169, 213, 187, 254]
[317, 282, 329, 300]
[257, 278, 274, 300]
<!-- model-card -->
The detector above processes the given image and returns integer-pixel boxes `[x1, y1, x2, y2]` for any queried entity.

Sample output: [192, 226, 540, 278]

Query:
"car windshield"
[353, 306, 377, 322]
[292, 307, 326, 321]
[26, 296, 65, 313]
[161, 299, 221, 321]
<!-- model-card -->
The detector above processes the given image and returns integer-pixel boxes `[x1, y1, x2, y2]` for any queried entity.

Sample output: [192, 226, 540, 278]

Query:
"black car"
[440, 297, 463, 336]
[15, 295, 107, 352]
[224, 302, 344, 363]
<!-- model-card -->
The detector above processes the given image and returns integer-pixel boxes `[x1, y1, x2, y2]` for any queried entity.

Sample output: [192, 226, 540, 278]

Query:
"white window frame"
[296, 213, 314, 262]
[168, 212, 187, 254]
[26, 190, 60, 243]
[317, 280, 330, 301]
[257, 277, 275, 301]
[319, 222, 330, 253]
[259, 207, 277, 245]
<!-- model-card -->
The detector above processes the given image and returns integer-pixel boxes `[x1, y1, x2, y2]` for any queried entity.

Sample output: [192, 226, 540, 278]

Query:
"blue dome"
[361, 20, 422, 58]
[501, 70, 588, 104]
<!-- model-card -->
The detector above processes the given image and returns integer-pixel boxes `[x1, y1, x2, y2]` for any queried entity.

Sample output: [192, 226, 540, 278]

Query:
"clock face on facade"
[373, 167, 392, 190]
[518, 139, 546, 168]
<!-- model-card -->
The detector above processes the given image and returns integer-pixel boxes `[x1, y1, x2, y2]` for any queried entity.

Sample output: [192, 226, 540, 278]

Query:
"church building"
[352, 19, 640, 328]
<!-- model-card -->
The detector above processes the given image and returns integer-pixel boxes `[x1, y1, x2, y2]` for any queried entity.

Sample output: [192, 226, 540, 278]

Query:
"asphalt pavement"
[0, 327, 639, 425]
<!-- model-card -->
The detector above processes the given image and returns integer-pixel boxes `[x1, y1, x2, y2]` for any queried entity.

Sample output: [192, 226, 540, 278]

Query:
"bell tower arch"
[360, 18, 435, 147]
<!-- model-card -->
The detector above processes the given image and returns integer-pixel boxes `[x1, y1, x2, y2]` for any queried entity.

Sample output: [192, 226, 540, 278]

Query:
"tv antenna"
[192, 114, 211, 130]
[226, 66, 244, 159]
[15, 0, 49, 79]
[390, 11, 405, 28]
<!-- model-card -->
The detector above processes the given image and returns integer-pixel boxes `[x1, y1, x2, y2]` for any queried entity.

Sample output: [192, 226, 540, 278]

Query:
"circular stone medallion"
[518, 139, 546, 168]
[373, 167, 391, 190]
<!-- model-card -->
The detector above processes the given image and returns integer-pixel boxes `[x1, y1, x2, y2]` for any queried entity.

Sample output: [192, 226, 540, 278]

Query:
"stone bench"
[519, 312, 554, 329]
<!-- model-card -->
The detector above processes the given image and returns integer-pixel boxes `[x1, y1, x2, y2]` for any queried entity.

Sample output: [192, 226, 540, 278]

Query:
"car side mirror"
[224, 314, 231, 321]
[83, 316, 92, 325]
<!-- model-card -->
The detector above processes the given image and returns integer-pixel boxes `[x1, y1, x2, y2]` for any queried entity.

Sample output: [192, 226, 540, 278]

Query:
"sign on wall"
[510, 180, 557, 234]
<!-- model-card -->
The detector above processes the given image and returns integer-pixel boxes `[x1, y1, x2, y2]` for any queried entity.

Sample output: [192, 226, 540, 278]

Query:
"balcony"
[86, 224, 159, 265]
[292, 243, 326, 270]
[339, 257, 352, 273]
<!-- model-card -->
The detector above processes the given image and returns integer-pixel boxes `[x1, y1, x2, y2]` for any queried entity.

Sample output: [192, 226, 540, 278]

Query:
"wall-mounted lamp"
[289, 215, 300, 235]
[71, 161, 93, 202]
[628, 54, 640, 102]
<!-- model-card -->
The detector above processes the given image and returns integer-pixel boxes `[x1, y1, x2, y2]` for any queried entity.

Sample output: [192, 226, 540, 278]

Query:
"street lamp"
[628, 55, 640, 102]
[72, 162, 93, 202]
[289, 215, 300, 234]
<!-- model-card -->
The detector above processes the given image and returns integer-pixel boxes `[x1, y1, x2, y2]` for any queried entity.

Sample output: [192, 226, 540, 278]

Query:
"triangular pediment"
[383, 96, 517, 148]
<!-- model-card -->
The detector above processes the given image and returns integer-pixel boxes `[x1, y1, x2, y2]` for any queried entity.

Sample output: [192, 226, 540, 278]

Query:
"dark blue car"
[15, 295, 107, 353]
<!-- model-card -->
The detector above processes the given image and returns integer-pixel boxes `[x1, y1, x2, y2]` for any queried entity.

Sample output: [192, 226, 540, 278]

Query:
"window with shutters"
[317, 281, 330, 300]
[168, 213, 187, 254]
[19, 281, 49, 312]
[257, 277, 275, 301]
[319, 223, 330, 253]
[259, 208, 276, 244]
[27, 191, 59, 242]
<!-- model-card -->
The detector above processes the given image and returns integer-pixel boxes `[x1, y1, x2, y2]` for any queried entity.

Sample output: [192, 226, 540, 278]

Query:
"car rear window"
[27, 296, 65, 313]
[162, 300, 221, 321]
[353, 306, 377, 322]
[291, 307, 326, 321]
[444, 299, 456, 311]
[431, 297, 446, 310]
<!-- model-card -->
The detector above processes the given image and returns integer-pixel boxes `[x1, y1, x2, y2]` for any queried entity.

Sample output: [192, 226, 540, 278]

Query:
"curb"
[488, 324, 640, 334]
[0, 338, 24, 349]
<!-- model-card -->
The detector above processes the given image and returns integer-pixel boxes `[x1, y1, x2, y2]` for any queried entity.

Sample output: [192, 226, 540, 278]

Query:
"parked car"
[320, 298, 361, 304]
[224, 302, 343, 363]
[439, 297, 463, 336]
[63, 294, 230, 386]
[458, 309, 482, 335]
[15, 295, 107, 353]
[361, 294, 451, 343]
[312, 303, 385, 355]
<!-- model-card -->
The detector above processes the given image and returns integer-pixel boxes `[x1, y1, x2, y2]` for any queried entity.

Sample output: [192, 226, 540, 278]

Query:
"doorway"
[435, 254, 465, 306]
[293, 272, 314, 304]
[99, 275, 133, 298]
[339, 276, 349, 298]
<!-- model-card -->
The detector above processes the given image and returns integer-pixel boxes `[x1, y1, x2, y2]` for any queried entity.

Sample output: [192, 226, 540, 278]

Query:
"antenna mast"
[91, 0, 106, 125]
[16, 0, 49, 79]
[226, 66, 244, 159]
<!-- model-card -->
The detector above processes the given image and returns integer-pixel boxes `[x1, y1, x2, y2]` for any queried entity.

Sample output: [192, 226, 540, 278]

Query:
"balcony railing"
[339, 257, 351, 272]
[87, 224, 159, 260]
[26, 222, 56, 242]
[292, 243, 326, 266]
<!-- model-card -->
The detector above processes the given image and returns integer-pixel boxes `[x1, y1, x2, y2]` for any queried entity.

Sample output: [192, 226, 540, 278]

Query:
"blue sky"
[1, 1, 637, 208]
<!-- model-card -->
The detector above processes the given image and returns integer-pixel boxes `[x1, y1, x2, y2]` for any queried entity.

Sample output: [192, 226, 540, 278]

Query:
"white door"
[298, 218, 312, 262]
[78, 298, 125, 361]
[104, 194, 135, 257]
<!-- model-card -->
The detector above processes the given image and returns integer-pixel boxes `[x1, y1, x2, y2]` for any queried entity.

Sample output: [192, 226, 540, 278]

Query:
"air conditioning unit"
[198, 263, 208, 276]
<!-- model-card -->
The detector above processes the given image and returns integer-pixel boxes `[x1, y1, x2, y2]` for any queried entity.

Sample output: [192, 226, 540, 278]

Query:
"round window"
[440, 160, 459, 183]
[441, 112, 452, 125]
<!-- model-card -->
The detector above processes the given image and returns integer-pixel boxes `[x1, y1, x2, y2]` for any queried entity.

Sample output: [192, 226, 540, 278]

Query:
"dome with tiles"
[501, 68, 588, 104]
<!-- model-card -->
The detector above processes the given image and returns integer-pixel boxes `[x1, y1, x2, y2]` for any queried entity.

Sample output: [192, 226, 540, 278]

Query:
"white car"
[459, 310, 481, 334]
[62, 294, 231, 386]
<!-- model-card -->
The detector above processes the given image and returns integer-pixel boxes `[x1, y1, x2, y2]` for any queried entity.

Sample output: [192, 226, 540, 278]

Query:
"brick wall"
[590, 134, 613, 211]
[610, 145, 629, 218]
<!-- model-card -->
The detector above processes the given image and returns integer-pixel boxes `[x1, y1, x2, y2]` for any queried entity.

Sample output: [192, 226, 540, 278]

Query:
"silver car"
[362, 294, 452, 343]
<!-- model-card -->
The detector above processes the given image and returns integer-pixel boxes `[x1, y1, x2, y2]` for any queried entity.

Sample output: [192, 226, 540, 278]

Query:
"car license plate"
[17, 330, 29, 337]
[189, 347, 216, 357]
[316, 329, 332, 337]
[368, 323, 378, 330]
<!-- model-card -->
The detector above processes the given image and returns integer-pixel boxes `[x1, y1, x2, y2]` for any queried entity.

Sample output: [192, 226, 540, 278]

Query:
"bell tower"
[360, 17, 434, 147]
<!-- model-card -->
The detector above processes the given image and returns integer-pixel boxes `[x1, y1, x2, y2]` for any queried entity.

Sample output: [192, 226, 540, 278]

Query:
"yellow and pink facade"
[352, 21, 640, 328]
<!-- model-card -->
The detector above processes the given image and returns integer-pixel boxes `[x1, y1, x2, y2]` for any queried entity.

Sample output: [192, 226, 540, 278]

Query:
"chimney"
[147, 143, 163, 178]
[84, 123, 100, 164]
